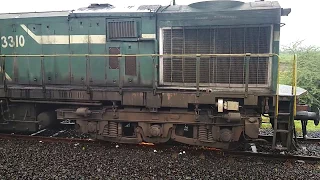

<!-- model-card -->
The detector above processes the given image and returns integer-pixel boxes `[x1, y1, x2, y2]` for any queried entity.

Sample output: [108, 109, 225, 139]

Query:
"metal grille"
[162, 26, 271, 86]
[109, 47, 120, 69]
[125, 56, 137, 76]
[108, 21, 136, 39]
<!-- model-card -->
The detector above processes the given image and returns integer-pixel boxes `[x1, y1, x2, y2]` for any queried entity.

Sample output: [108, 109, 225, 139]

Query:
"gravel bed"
[27, 126, 91, 139]
[259, 128, 274, 136]
[55, 129, 91, 139]
[0, 139, 319, 179]
[260, 128, 320, 138]
[251, 141, 320, 157]
[289, 142, 320, 157]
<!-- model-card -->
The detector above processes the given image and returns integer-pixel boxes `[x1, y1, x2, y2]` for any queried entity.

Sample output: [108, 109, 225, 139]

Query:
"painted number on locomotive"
[1, 35, 25, 48]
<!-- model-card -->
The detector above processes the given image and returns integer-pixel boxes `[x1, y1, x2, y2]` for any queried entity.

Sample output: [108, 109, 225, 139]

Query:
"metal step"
[277, 121, 289, 124]
[275, 146, 288, 151]
[278, 113, 291, 116]
[276, 129, 289, 133]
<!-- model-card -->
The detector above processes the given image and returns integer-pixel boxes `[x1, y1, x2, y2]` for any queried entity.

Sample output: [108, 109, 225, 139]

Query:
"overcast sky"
[1, 0, 318, 47]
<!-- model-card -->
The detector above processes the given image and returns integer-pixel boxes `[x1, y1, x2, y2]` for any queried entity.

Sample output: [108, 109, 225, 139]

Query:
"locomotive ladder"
[272, 54, 298, 150]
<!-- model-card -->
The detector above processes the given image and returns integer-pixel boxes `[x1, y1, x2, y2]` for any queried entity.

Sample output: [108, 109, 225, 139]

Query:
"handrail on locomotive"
[0, 52, 310, 122]
[0, 52, 318, 147]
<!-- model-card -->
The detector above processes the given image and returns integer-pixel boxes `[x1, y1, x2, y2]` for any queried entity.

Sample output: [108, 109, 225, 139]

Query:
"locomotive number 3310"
[1, 35, 25, 48]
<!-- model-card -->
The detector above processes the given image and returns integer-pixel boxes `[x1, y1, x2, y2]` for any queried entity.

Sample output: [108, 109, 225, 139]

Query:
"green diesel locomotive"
[0, 0, 318, 149]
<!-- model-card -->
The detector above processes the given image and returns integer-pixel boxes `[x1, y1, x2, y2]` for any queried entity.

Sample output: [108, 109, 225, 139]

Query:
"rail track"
[1, 131, 319, 162]
[258, 135, 320, 143]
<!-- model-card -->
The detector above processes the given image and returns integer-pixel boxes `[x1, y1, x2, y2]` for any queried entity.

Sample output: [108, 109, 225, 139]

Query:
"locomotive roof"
[0, 1, 281, 20]
[75, 4, 161, 13]
[159, 1, 280, 13]
[0, 11, 69, 19]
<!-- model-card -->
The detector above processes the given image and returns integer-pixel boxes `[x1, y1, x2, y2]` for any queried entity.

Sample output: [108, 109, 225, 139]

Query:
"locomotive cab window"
[107, 18, 140, 40]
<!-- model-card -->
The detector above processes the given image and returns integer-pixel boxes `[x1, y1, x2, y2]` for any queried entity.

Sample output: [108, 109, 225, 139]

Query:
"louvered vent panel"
[230, 28, 245, 84]
[162, 26, 271, 86]
[215, 28, 231, 84]
[108, 21, 136, 39]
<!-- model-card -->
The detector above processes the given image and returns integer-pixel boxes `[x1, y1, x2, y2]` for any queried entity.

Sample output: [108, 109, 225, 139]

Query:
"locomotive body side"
[0, 1, 298, 149]
[0, 8, 157, 88]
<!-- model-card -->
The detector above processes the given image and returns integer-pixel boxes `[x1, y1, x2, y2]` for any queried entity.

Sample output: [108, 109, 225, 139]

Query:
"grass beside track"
[261, 116, 320, 133]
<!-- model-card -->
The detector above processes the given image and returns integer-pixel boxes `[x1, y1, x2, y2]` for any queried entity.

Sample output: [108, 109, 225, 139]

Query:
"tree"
[281, 41, 320, 110]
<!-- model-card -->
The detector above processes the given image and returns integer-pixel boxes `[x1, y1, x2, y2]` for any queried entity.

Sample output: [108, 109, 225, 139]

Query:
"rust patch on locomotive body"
[123, 92, 144, 106]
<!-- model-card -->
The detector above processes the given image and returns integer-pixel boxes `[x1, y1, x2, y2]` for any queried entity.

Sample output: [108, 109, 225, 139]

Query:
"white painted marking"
[19, 35, 25, 47]
[30, 129, 47, 136]
[0, 67, 12, 82]
[50, 130, 66, 137]
[250, 143, 257, 153]
[1, 36, 8, 48]
[142, 34, 156, 39]
[8, 36, 14, 47]
[1, 35, 25, 48]
[273, 31, 280, 41]
[20, 24, 106, 44]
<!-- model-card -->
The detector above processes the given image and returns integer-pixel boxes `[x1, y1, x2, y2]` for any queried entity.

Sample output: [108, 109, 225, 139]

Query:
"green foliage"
[260, 120, 320, 133]
[280, 41, 320, 110]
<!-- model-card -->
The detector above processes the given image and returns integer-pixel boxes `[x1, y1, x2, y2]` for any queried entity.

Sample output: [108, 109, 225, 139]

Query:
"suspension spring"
[199, 125, 207, 142]
[108, 122, 118, 138]
[199, 125, 214, 142]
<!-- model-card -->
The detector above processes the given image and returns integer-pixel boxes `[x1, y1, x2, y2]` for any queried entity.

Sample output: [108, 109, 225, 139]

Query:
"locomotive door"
[105, 17, 154, 87]
[105, 43, 140, 87]
[121, 42, 154, 87]
[121, 42, 139, 87]
[106, 45, 120, 87]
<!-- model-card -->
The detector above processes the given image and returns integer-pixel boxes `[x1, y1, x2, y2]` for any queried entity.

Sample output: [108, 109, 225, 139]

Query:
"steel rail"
[259, 135, 320, 143]
[222, 150, 320, 162]
[1, 133, 319, 161]
[0, 133, 99, 144]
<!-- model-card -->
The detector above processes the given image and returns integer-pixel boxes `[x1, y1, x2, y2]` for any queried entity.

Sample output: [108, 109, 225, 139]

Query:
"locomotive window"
[108, 20, 137, 39]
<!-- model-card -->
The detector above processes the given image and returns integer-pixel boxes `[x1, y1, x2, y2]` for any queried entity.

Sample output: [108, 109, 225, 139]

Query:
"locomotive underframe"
[0, 85, 269, 149]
